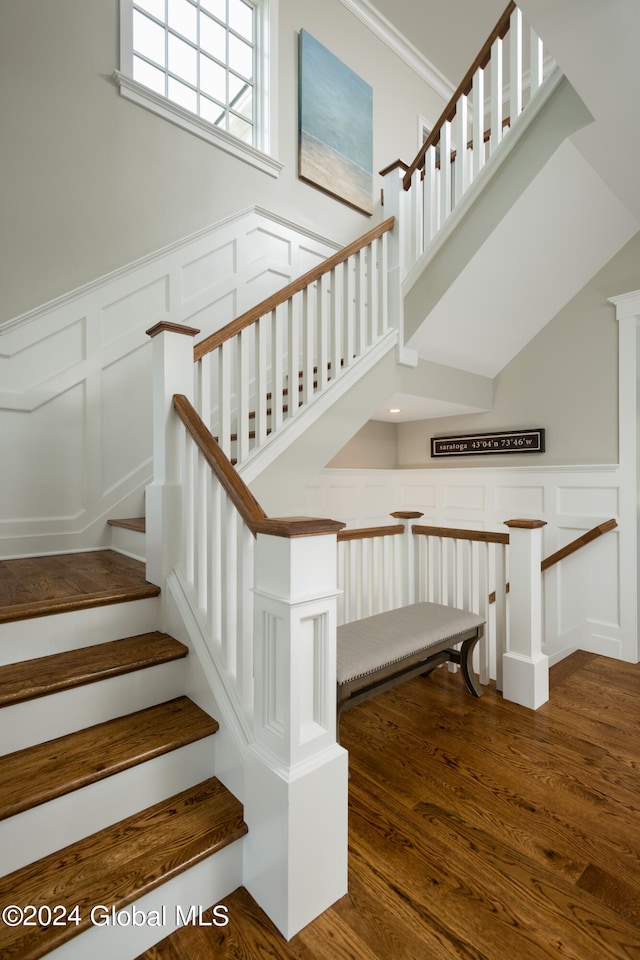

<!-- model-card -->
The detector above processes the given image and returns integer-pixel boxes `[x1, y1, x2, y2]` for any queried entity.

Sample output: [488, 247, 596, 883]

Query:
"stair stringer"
[403, 69, 595, 353]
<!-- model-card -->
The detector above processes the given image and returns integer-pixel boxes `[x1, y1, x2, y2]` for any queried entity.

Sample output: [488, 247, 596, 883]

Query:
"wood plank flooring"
[0, 550, 159, 624]
[139, 653, 640, 960]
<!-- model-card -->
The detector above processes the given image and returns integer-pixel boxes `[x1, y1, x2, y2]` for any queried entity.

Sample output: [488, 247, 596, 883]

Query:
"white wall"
[398, 232, 640, 467]
[0, 0, 445, 325]
[0, 0, 447, 557]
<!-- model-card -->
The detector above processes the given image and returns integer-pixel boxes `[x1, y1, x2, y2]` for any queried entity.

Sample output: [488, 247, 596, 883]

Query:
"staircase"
[0, 551, 247, 960]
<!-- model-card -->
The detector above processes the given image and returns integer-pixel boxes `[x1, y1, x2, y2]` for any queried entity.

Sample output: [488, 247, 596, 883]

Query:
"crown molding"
[338, 0, 455, 102]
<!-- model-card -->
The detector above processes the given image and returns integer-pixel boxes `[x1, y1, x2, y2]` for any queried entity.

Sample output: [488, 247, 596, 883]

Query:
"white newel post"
[244, 517, 349, 940]
[502, 519, 549, 709]
[382, 164, 418, 367]
[390, 511, 424, 606]
[145, 322, 199, 588]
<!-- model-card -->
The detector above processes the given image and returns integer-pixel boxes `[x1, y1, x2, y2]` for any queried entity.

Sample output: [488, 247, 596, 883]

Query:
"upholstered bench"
[337, 602, 485, 728]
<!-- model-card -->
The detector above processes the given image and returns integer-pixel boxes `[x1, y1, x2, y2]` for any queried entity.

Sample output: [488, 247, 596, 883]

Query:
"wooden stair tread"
[107, 517, 146, 533]
[0, 551, 159, 625]
[0, 697, 218, 821]
[0, 777, 247, 960]
[0, 632, 188, 708]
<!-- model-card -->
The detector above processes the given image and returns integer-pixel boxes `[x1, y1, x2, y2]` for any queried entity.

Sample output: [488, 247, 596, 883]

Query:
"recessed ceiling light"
[389, 408, 401, 413]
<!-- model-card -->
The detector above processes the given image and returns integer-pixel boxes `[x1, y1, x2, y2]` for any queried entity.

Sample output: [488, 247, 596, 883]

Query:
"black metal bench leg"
[458, 634, 483, 698]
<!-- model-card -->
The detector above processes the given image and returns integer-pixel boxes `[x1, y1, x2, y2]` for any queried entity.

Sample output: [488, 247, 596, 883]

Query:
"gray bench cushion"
[337, 601, 485, 685]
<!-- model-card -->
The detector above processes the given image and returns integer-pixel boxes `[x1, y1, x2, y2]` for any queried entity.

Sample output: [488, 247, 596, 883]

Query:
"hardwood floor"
[140, 652, 640, 960]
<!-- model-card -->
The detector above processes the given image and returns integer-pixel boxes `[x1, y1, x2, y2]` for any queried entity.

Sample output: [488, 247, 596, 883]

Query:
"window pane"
[228, 113, 252, 143]
[201, 96, 227, 128]
[168, 75, 198, 111]
[229, 0, 253, 42]
[230, 80, 252, 121]
[200, 53, 226, 102]
[168, 32, 197, 85]
[133, 10, 166, 67]
[133, 55, 166, 94]
[201, 0, 225, 21]
[134, 0, 165, 23]
[168, 0, 197, 42]
[229, 33, 253, 80]
[200, 12, 226, 62]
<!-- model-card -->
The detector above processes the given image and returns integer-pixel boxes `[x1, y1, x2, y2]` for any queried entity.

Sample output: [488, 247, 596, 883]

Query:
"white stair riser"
[1, 736, 216, 875]
[44, 842, 243, 960]
[0, 598, 159, 665]
[109, 528, 146, 563]
[0, 659, 187, 755]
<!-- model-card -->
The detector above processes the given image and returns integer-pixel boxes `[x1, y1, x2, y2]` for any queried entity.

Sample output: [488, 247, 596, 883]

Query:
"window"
[115, 0, 281, 177]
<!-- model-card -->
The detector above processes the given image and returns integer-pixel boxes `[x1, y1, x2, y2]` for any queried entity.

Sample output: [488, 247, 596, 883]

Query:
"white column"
[245, 517, 348, 940]
[382, 164, 418, 366]
[145, 322, 199, 587]
[502, 519, 549, 709]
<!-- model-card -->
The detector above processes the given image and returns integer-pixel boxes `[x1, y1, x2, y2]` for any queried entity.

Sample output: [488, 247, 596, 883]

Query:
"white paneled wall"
[0, 209, 339, 558]
[297, 465, 632, 665]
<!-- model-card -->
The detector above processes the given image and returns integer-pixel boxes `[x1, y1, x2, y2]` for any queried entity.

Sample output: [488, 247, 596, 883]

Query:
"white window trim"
[116, 0, 282, 179]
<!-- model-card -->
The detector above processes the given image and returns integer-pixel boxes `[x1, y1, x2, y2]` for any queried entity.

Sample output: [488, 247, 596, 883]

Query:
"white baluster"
[329, 265, 341, 381]
[494, 541, 507, 692]
[195, 448, 207, 608]
[218, 341, 232, 459]
[530, 29, 544, 94]
[317, 272, 329, 392]
[287, 295, 300, 421]
[302, 284, 315, 406]
[410, 168, 422, 263]
[271, 305, 284, 434]
[256, 313, 268, 447]
[379, 232, 389, 336]
[237, 327, 251, 463]
[439, 121, 452, 224]
[208, 478, 222, 645]
[490, 36, 503, 153]
[454, 94, 469, 205]
[472, 66, 485, 179]
[343, 255, 355, 370]
[510, 7, 523, 122]
[355, 249, 367, 358]
[366, 241, 378, 347]
[423, 147, 438, 244]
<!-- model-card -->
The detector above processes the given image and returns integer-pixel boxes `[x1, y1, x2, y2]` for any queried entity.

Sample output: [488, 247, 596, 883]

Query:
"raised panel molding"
[316, 466, 629, 665]
[0, 208, 340, 558]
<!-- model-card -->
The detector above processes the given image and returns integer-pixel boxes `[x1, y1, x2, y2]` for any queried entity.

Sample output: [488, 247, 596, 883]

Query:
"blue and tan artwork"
[298, 30, 373, 216]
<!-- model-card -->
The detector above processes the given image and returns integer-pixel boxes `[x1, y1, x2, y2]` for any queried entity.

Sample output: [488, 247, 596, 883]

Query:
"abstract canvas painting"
[298, 30, 373, 216]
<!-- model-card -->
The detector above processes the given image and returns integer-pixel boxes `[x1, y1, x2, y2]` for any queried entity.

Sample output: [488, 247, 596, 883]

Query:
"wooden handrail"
[194, 217, 395, 361]
[173, 393, 267, 536]
[541, 518, 618, 572]
[338, 524, 404, 542]
[412, 524, 510, 546]
[488, 518, 618, 603]
[402, 1, 516, 190]
[173, 394, 346, 540]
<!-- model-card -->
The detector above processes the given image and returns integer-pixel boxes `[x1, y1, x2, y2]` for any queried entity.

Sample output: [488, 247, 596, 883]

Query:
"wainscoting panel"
[306, 466, 631, 664]
[0, 208, 339, 557]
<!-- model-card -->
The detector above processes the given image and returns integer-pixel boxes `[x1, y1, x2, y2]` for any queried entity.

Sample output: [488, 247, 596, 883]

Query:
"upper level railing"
[382, 2, 553, 272]
[192, 218, 395, 468]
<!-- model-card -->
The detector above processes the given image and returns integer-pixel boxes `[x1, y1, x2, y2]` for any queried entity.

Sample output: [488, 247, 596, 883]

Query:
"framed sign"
[431, 429, 545, 458]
